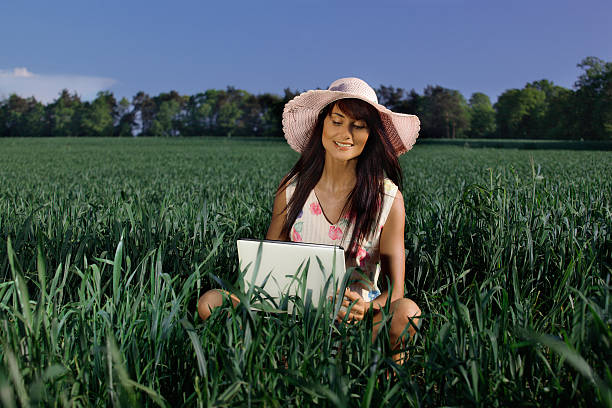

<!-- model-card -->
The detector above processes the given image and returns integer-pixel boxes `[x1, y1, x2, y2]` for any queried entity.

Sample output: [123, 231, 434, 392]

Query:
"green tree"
[526, 80, 575, 139]
[376, 86, 421, 115]
[401, 89, 422, 115]
[0, 94, 45, 136]
[132, 92, 156, 136]
[257, 93, 283, 137]
[216, 87, 251, 137]
[115, 97, 135, 137]
[80, 91, 116, 136]
[186, 87, 258, 137]
[467, 92, 496, 138]
[543, 87, 575, 139]
[494, 87, 547, 138]
[183, 92, 212, 136]
[151, 91, 187, 136]
[0, 94, 31, 137]
[573, 56, 612, 140]
[197, 89, 222, 135]
[231, 90, 262, 136]
[420, 85, 469, 138]
[376, 85, 405, 110]
[150, 99, 181, 137]
[46, 89, 82, 136]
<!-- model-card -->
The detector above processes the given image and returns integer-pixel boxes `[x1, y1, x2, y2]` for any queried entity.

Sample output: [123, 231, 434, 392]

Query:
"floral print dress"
[286, 178, 399, 301]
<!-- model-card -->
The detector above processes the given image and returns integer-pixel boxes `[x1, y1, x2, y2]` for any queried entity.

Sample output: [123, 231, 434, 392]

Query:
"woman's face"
[321, 103, 370, 162]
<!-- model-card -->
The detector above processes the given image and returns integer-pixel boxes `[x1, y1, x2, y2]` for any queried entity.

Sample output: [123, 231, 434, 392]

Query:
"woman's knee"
[391, 298, 421, 337]
[197, 289, 240, 321]
[198, 289, 226, 321]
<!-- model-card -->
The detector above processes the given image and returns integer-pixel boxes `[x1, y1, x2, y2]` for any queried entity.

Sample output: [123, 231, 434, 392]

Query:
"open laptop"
[236, 239, 349, 312]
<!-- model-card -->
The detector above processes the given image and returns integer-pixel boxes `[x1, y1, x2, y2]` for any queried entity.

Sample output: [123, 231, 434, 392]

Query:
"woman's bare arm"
[337, 191, 406, 321]
[369, 190, 406, 310]
[338, 191, 406, 321]
[265, 182, 290, 241]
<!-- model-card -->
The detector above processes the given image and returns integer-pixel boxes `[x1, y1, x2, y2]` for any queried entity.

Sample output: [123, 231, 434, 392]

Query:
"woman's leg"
[197, 289, 240, 321]
[372, 298, 421, 363]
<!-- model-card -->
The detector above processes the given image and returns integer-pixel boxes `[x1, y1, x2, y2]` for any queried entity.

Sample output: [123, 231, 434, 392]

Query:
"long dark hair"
[279, 98, 403, 257]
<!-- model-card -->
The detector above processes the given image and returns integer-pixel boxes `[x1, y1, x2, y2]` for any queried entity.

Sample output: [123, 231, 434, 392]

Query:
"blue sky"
[1, 0, 610, 104]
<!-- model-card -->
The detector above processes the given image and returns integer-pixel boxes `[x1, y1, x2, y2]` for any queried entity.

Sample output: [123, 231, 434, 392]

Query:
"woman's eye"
[354, 124, 366, 130]
[332, 121, 342, 126]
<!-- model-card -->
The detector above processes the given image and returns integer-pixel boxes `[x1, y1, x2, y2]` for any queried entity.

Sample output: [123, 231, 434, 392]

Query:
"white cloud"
[12, 67, 34, 78]
[0, 67, 116, 103]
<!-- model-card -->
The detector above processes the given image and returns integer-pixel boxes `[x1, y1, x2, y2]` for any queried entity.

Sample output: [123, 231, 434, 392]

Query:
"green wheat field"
[0, 137, 610, 407]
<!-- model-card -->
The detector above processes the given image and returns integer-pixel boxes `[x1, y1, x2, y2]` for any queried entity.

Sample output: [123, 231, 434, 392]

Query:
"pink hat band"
[282, 77, 420, 156]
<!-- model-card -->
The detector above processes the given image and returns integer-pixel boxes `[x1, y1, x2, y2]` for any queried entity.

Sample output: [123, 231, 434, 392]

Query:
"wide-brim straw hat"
[282, 77, 420, 156]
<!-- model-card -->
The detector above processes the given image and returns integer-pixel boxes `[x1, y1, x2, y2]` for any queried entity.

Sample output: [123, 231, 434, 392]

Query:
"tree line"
[1, 56, 610, 140]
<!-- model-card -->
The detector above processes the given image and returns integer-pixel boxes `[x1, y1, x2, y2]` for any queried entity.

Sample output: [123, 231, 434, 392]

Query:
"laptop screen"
[236, 239, 347, 311]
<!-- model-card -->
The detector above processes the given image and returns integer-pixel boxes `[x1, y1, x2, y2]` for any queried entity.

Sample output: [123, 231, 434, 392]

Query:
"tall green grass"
[0, 138, 610, 406]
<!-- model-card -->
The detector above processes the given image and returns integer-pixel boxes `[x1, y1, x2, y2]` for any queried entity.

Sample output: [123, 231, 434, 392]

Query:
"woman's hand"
[337, 289, 370, 323]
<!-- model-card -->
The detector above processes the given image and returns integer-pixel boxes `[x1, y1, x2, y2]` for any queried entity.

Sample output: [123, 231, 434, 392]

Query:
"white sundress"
[286, 178, 399, 301]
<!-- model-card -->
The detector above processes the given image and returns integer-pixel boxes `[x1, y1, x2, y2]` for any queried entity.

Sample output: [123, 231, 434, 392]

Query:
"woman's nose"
[341, 125, 354, 141]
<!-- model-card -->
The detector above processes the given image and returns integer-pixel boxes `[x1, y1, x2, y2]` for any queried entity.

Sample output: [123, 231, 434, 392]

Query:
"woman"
[198, 77, 421, 359]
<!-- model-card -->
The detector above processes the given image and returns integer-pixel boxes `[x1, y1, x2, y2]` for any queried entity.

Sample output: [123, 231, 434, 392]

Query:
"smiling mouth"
[335, 141, 353, 148]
